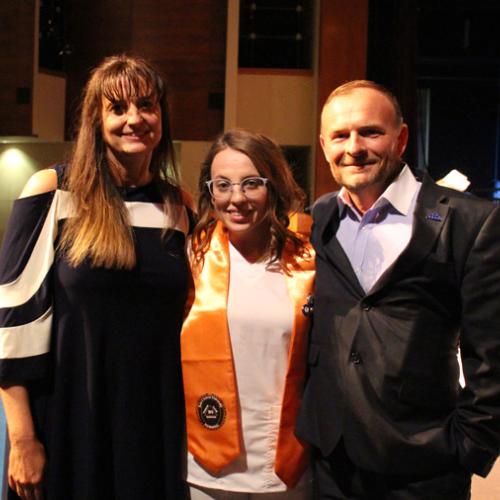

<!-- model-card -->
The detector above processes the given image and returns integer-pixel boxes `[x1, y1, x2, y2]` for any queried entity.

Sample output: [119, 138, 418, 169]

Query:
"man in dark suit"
[296, 80, 500, 499]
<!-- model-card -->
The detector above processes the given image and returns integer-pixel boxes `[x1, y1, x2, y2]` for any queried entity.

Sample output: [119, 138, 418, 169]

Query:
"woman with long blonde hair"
[0, 55, 190, 499]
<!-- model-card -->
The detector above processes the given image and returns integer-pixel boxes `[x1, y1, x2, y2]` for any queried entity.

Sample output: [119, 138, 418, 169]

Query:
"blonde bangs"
[101, 67, 161, 104]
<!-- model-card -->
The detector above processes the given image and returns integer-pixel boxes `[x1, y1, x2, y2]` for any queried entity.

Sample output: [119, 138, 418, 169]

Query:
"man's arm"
[456, 204, 500, 476]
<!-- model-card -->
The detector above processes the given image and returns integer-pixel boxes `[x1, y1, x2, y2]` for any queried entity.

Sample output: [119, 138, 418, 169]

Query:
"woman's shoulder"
[19, 168, 58, 199]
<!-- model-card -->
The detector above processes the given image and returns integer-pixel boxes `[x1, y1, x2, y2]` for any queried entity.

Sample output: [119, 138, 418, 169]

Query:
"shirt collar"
[337, 164, 420, 217]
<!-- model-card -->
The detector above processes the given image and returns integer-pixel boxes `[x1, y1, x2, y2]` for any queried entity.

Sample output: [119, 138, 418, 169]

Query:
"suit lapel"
[369, 176, 451, 295]
[316, 195, 365, 297]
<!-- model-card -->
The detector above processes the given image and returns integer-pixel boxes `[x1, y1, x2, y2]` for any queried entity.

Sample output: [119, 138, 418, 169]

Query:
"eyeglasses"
[206, 177, 268, 199]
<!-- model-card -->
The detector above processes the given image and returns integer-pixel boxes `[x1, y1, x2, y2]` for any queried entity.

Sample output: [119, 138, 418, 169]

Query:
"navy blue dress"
[0, 176, 190, 499]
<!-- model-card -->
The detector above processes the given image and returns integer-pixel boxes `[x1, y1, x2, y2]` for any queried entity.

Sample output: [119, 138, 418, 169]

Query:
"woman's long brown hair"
[60, 54, 182, 269]
[191, 128, 307, 271]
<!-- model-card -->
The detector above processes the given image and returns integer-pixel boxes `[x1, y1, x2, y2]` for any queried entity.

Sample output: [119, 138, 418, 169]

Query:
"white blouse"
[186, 242, 308, 492]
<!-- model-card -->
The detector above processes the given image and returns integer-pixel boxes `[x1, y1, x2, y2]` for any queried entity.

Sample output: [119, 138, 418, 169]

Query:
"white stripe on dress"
[0, 307, 52, 358]
[59, 191, 190, 233]
[0, 190, 189, 309]
[0, 191, 61, 308]
[126, 201, 189, 234]
[0, 189, 188, 359]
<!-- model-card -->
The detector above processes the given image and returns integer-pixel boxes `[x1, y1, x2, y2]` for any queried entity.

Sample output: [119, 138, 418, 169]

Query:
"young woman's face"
[209, 148, 269, 242]
[101, 94, 162, 163]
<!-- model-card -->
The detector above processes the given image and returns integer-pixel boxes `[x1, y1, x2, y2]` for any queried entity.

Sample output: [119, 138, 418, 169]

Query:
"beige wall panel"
[178, 141, 212, 200]
[236, 74, 315, 146]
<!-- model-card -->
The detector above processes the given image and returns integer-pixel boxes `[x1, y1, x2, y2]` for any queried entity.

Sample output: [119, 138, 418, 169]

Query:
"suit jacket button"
[350, 351, 362, 364]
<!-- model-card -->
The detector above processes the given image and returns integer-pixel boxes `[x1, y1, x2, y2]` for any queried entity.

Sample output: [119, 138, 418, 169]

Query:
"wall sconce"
[0, 148, 37, 200]
[0, 148, 28, 170]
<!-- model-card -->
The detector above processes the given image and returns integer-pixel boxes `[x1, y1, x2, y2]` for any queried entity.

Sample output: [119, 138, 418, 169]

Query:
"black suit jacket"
[296, 174, 500, 477]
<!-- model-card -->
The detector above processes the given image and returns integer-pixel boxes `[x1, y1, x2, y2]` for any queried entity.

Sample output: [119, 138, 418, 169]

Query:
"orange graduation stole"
[181, 221, 315, 488]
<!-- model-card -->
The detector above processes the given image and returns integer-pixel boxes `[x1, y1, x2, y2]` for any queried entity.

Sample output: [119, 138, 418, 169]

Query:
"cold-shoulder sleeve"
[0, 191, 60, 382]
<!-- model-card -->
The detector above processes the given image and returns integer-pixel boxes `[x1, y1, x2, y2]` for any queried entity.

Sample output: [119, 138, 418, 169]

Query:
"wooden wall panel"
[131, 1, 227, 141]
[0, 1, 35, 136]
[64, 0, 226, 141]
[64, 0, 134, 138]
[314, 0, 369, 199]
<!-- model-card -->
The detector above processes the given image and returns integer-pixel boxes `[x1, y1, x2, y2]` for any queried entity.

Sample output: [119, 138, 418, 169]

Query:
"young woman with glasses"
[182, 129, 315, 499]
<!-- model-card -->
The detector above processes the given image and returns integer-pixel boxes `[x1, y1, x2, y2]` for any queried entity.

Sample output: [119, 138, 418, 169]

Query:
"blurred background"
[1, 0, 499, 496]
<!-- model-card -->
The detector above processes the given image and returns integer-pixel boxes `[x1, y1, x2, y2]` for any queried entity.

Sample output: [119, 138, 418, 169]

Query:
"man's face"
[320, 88, 408, 199]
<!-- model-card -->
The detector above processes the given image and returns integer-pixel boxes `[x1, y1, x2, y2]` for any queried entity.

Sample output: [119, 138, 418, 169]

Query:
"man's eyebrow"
[359, 124, 385, 131]
[328, 124, 385, 134]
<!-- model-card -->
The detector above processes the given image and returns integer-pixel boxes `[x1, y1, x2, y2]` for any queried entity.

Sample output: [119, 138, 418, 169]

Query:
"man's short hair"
[324, 80, 404, 126]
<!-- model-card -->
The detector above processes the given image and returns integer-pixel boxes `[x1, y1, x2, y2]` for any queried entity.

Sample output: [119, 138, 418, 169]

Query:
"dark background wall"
[0, 1, 35, 136]
[1, 0, 499, 199]
[417, 0, 500, 198]
[367, 0, 500, 199]
[64, 0, 227, 141]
